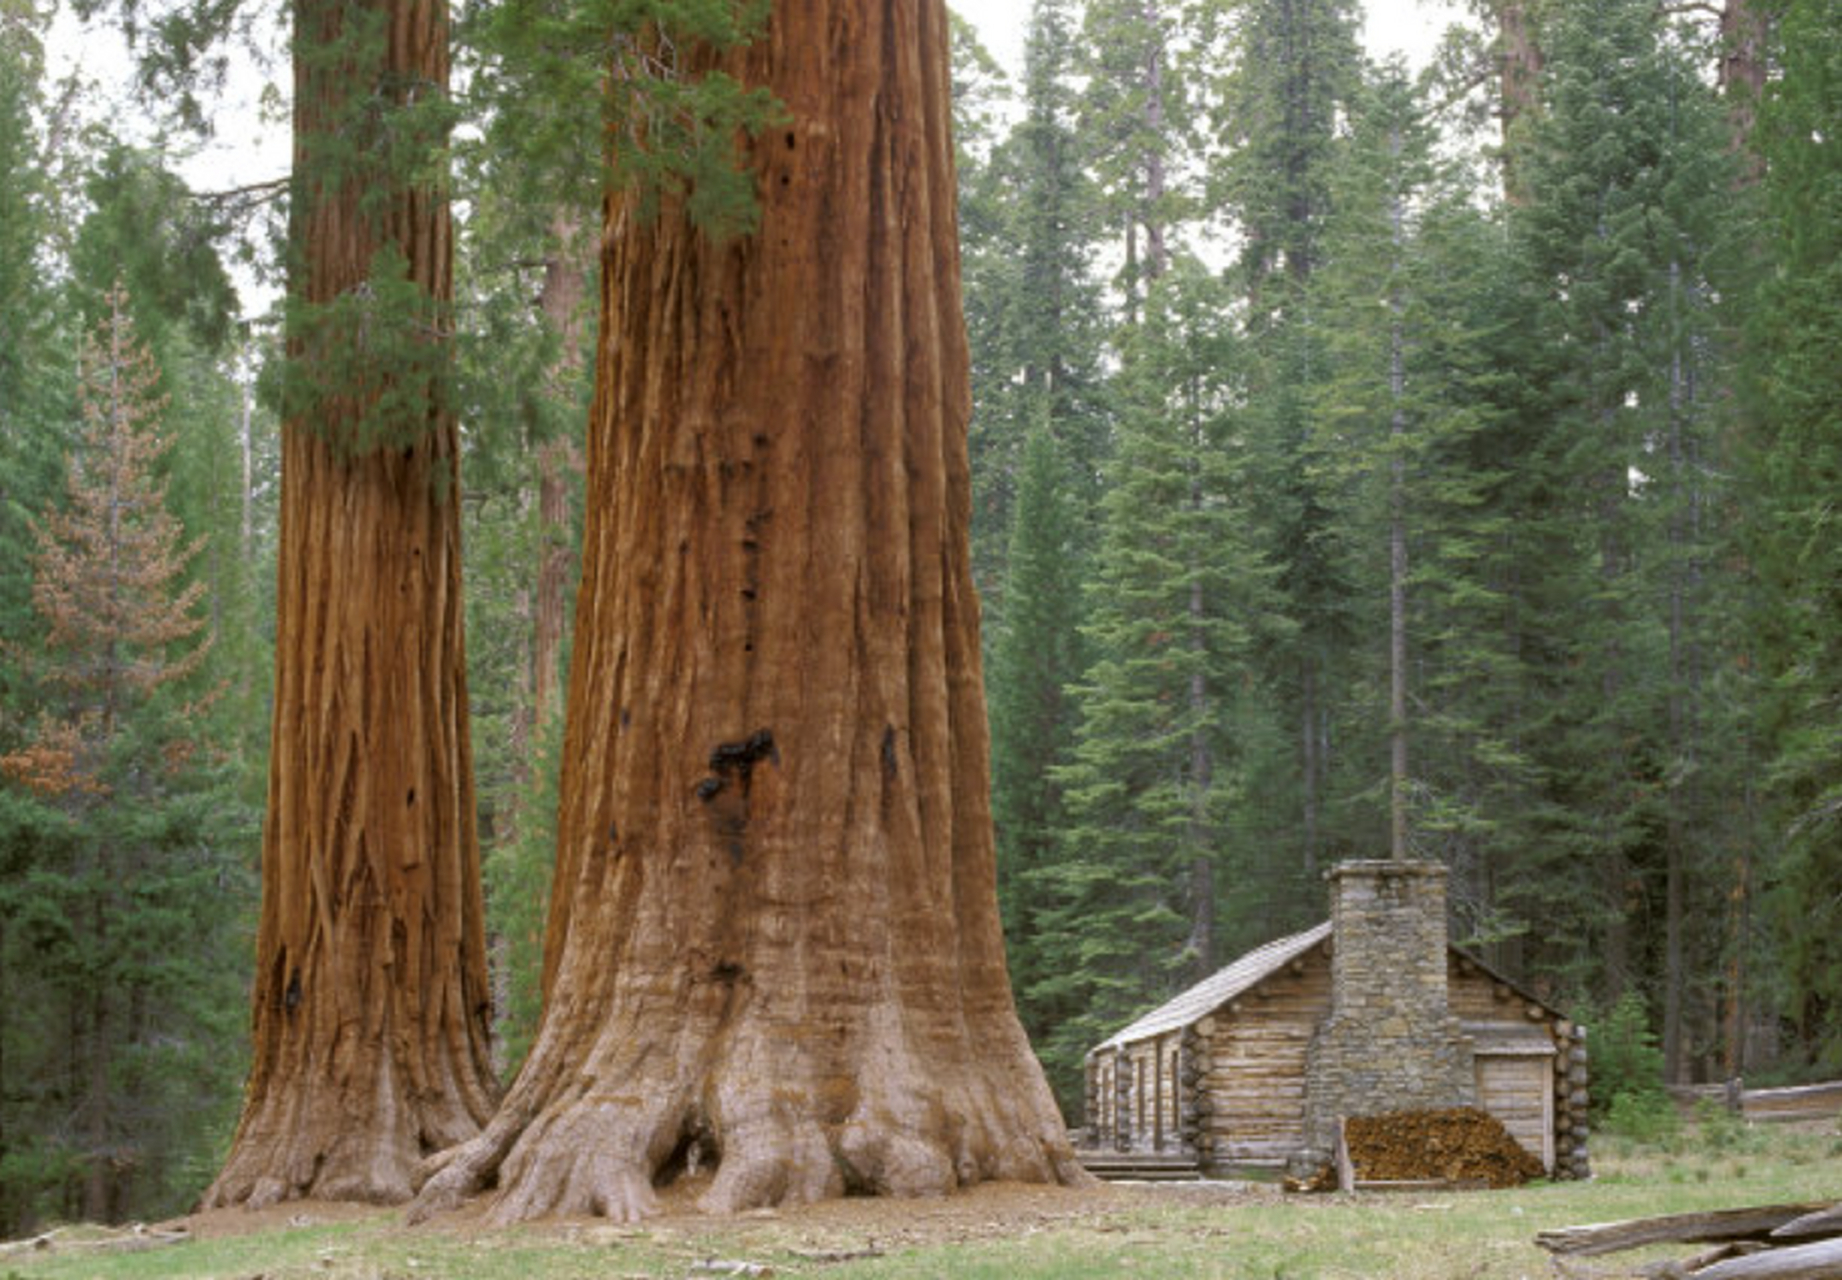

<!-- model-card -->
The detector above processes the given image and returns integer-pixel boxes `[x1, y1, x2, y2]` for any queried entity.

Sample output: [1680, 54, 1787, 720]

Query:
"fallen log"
[1668, 1079, 1842, 1124]
[1536, 1203, 1834, 1257]
[1692, 1238, 1842, 1279]
[1637, 1242, 1769, 1279]
[1773, 1204, 1842, 1242]
[0, 1223, 188, 1259]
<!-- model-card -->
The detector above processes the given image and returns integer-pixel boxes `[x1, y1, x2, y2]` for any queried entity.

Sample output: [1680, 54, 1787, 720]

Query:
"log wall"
[1201, 949, 1333, 1168]
[1088, 942, 1590, 1179]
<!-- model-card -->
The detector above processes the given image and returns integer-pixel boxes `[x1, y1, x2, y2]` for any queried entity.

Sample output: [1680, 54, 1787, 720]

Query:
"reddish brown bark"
[204, 0, 497, 1209]
[409, 0, 1081, 1224]
[1497, 0, 1544, 203]
[1719, 0, 1767, 180]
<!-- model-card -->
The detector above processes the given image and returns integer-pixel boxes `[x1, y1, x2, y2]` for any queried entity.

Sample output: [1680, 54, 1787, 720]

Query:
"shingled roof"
[1089, 921, 1333, 1056]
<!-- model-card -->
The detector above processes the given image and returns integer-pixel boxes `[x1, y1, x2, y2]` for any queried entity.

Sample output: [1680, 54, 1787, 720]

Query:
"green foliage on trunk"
[464, 0, 781, 240]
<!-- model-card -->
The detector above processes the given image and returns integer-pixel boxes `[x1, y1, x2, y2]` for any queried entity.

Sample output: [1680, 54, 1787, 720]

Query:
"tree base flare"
[407, 1033, 1091, 1225]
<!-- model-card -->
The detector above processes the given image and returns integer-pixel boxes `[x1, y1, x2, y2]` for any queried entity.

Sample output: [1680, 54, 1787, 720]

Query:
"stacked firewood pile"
[1288, 1106, 1546, 1190]
[1537, 1200, 1842, 1278]
[1344, 1107, 1546, 1189]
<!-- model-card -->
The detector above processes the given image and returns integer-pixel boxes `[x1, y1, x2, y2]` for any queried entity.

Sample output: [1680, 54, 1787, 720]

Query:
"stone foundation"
[1297, 861, 1476, 1170]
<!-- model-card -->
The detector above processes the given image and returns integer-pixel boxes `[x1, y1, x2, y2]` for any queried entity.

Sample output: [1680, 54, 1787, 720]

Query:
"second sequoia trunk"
[204, 0, 497, 1207]
[410, 0, 1081, 1223]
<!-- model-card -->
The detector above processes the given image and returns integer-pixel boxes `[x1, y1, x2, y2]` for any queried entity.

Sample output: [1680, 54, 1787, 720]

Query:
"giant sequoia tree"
[410, 0, 1080, 1223]
[205, 0, 497, 1207]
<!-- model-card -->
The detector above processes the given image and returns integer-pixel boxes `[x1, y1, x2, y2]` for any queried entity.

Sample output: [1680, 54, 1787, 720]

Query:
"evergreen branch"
[192, 176, 289, 210]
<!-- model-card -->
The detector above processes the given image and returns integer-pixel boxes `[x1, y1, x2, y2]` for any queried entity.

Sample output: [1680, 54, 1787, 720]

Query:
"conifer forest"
[1, 0, 1839, 1236]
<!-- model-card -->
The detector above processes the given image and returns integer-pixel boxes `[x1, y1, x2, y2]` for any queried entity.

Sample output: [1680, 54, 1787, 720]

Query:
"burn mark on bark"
[700, 732, 775, 863]
[709, 729, 777, 786]
[740, 514, 766, 649]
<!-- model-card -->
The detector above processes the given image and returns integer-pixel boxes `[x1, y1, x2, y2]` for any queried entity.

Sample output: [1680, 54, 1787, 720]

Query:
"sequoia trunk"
[204, 0, 497, 1208]
[410, 0, 1081, 1223]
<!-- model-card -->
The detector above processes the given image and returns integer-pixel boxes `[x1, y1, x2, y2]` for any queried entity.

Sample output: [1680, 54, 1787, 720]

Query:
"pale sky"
[961, 0, 1461, 81]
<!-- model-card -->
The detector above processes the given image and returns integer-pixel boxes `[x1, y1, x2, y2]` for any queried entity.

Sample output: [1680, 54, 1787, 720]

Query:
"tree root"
[405, 1057, 1087, 1227]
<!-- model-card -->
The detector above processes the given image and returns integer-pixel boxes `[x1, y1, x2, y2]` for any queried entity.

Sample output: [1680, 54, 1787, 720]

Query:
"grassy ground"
[4, 1119, 1837, 1279]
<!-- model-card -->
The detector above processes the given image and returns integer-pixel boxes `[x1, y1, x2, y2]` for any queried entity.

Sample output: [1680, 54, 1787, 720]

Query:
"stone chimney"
[1298, 860, 1477, 1167]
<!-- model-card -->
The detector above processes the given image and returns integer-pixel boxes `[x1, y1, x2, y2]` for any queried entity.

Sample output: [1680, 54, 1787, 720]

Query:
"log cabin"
[1082, 860, 1591, 1180]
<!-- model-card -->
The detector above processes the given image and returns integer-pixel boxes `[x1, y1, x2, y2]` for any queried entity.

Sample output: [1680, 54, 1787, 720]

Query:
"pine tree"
[1080, 0, 1189, 314]
[965, 0, 1107, 606]
[1488, 0, 1737, 1059]
[1308, 62, 1497, 866]
[1748, 0, 1842, 1073]
[969, 0, 1112, 1053]
[66, 146, 271, 793]
[1036, 260, 1279, 1104]
[0, 7, 70, 653]
[1211, 0, 1366, 891]
[988, 422, 1085, 1051]
[0, 287, 248, 1226]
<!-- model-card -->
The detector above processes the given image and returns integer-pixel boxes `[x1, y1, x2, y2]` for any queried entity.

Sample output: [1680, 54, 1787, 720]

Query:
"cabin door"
[1475, 1052, 1555, 1172]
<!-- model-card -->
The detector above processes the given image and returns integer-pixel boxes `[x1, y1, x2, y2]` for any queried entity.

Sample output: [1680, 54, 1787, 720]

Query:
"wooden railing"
[1667, 1079, 1842, 1124]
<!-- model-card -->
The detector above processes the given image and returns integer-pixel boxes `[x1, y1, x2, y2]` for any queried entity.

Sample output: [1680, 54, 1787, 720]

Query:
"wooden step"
[1076, 1150, 1203, 1182]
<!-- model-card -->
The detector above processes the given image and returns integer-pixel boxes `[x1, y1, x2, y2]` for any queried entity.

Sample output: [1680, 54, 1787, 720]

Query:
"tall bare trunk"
[1187, 414, 1213, 978]
[1143, 0, 1168, 283]
[410, 0, 1082, 1224]
[239, 360, 254, 562]
[205, 0, 497, 1208]
[82, 903, 110, 1221]
[1719, 0, 1767, 178]
[1497, 0, 1543, 203]
[1301, 665, 1319, 877]
[1387, 124, 1409, 863]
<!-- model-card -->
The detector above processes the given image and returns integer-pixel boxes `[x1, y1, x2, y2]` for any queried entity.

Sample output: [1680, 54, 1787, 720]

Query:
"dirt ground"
[165, 1176, 1278, 1251]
